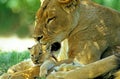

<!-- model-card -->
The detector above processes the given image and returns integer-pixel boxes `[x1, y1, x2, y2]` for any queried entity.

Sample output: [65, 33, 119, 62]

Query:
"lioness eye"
[47, 17, 56, 23]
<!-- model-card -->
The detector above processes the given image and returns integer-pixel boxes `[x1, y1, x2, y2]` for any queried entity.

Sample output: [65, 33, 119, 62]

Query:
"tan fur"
[57, 39, 69, 61]
[0, 73, 11, 79]
[114, 70, 120, 79]
[9, 66, 40, 79]
[33, 0, 120, 65]
[7, 59, 34, 74]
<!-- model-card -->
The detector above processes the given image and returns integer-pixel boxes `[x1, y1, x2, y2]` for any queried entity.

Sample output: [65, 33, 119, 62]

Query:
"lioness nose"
[36, 36, 43, 41]
[35, 59, 39, 62]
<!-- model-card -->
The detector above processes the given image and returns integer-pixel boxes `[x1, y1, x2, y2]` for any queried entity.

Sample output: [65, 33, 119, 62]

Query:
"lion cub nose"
[34, 59, 39, 64]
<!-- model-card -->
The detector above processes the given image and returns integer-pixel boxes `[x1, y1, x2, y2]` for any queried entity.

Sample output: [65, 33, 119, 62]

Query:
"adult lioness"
[33, 0, 120, 64]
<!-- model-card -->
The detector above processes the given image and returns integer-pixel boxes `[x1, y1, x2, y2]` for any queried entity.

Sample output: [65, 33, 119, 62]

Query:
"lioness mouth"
[51, 42, 61, 52]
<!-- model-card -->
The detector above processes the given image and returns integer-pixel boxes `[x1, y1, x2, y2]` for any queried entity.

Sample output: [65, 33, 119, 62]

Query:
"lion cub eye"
[47, 16, 56, 24]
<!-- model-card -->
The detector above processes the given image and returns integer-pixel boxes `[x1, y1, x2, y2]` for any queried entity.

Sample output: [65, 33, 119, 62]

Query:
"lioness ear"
[58, 0, 91, 4]
[58, 0, 79, 13]
[58, 0, 71, 3]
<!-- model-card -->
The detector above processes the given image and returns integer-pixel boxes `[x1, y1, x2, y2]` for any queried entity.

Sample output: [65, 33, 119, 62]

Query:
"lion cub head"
[28, 43, 60, 65]
[28, 43, 51, 65]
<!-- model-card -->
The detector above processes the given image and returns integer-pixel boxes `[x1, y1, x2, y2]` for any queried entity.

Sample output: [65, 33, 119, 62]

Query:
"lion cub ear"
[58, 0, 79, 13]
[28, 47, 31, 50]
[28, 47, 33, 52]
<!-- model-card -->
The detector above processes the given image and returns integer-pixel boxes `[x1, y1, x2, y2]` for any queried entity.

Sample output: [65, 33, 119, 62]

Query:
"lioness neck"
[69, 0, 120, 45]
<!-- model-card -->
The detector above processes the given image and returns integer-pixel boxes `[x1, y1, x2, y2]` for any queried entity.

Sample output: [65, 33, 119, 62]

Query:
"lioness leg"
[47, 55, 120, 79]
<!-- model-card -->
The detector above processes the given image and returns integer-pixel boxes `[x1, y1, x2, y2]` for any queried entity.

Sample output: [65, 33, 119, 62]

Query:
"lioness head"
[33, 0, 81, 45]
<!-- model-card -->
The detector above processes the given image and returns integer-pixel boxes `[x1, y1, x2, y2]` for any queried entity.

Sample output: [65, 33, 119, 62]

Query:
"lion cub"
[28, 43, 79, 77]
[28, 43, 57, 77]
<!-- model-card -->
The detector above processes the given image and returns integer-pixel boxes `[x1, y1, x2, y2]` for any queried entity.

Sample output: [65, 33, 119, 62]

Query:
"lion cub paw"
[39, 66, 48, 77]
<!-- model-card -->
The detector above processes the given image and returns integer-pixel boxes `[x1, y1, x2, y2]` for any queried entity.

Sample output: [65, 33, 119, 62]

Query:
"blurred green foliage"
[0, 0, 120, 37]
[92, 0, 120, 11]
[0, 0, 40, 37]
